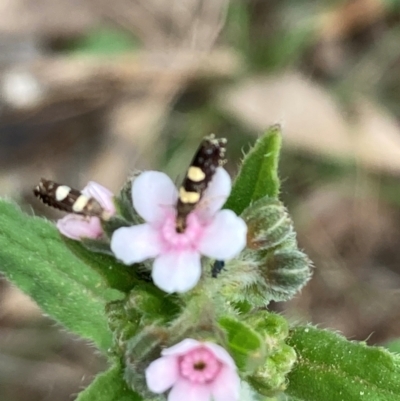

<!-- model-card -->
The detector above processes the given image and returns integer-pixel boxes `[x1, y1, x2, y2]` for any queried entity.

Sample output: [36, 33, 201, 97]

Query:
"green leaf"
[286, 326, 400, 401]
[218, 316, 266, 372]
[0, 200, 117, 352]
[225, 125, 282, 215]
[385, 339, 400, 353]
[64, 238, 142, 293]
[76, 365, 142, 401]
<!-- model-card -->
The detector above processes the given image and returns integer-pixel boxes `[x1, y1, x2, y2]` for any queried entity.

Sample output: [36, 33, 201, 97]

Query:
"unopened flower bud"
[247, 342, 297, 397]
[242, 197, 295, 251]
[218, 196, 313, 305]
[124, 326, 169, 395]
[244, 311, 289, 354]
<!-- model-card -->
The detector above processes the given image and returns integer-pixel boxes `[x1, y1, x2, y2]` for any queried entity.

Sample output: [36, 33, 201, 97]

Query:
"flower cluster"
[33, 131, 307, 401]
[56, 168, 247, 400]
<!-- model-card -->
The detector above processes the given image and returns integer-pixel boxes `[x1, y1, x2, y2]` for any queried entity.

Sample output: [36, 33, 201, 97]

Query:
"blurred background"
[1, 0, 400, 399]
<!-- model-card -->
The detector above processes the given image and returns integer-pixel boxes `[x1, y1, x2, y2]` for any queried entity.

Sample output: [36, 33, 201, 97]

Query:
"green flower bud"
[242, 197, 295, 251]
[247, 365, 284, 396]
[124, 326, 169, 396]
[255, 248, 312, 301]
[270, 343, 297, 374]
[125, 284, 181, 324]
[244, 311, 289, 354]
[114, 173, 144, 224]
[106, 300, 127, 332]
[247, 342, 297, 397]
[218, 196, 312, 306]
[106, 300, 141, 354]
[106, 285, 181, 356]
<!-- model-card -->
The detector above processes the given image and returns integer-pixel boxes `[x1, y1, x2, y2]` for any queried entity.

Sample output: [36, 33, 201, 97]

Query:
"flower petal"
[82, 181, 115, 213]
[203, 343, 236, 369]
[169, 380, 211, 401]
[111, 224, 162, 264]
[152, 251, 202, 293]
[132, 171, 178, 223]
[57, 215, 102, 240]
[197, 167, 231, 221]
[162, 339, 200, 357]
[145, 356, 179, 394]
[210, 365, 240, 401]
[198, 210, 247, 260]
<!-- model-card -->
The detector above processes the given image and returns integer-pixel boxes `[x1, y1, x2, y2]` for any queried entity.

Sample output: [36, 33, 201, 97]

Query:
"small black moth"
[33, 178, 111, 220]
[176, 134, 227, 233]
[211, 260, 225, 278]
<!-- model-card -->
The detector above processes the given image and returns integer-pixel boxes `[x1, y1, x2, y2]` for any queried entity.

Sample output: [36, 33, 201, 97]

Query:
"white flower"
[111, 167, 247, 293]
[146, 338, 240, 401]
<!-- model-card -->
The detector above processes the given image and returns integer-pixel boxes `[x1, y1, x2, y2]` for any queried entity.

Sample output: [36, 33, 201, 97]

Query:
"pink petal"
[111, 224, 162, 264]
[203, 343, 236, 369]
[57, 215, 102, 240]
[210, 365, 240, 401]
[162, 339, 201, 357]
[145, 356, 179, 394]
[197, 168, 231, 221]
[152, 251, 202, 293]
[198, 210, 247, 260]
[82, 181, 115, 213]
[132, 171, 178, 223]
[168, 380, 211, 401]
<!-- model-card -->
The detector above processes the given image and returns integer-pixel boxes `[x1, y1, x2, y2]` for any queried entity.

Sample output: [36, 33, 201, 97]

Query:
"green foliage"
[225, 126, 282, 215]
[218, 316, 266, 372]
[4, 121, 399, 401]
[125, 284, 181, 323]
[220, 196, 312, 305]
[244, 311, 289, 354]
[385, 339, 400, 353]
[64, 238, 140, 293]
[242, 197, 296, 251]
[76, 365, 142, 401]
[286, 326, 400, 401]
[114, 176, 144, 225]
[255, 248, 312, 301]
[0, 200, 117, 352]
[239, 311, 296, 397]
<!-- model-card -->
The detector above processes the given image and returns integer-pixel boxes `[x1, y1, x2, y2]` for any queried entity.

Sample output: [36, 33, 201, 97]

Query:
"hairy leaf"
[225, 125, 282, 215]
[76, 365, 142, 401]
[65, 238, 142, 293]
[218, 316, 266, 372]
[0, 200, 118, 352]
[286, 326, 400, 401]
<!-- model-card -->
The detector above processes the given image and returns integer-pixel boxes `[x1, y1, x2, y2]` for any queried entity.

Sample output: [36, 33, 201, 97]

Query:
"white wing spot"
[179, 187, 200, 204]
[188, 166, 205, 182]
[72, 195, 90, 212]
[55, 185, 71, 201]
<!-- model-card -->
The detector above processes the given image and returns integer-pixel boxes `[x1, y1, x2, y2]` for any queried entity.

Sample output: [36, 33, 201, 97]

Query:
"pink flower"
[145, 338, 240, 401]
[57, 181, 115, 240]
[110, 167, 247, 293]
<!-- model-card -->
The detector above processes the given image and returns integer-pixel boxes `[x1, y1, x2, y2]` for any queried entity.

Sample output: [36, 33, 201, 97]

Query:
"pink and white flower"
[145, 338, 240, 401]
[110, 167, 247, 293]
[57, 181, 115, 240]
